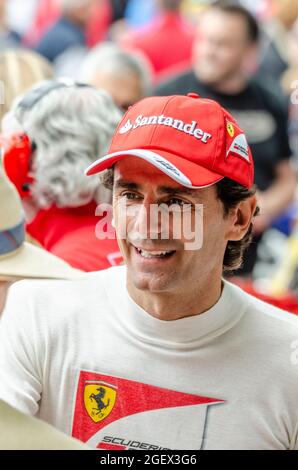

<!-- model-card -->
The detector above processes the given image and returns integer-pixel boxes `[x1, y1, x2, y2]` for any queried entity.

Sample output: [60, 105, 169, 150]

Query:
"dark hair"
[211, 1, 259, 43]
[100, 168, 258, 273]
[215, 177, 259, 273]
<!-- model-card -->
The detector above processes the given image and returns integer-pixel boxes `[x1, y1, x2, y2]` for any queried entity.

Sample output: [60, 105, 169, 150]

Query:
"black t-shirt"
[154, 71, 291, 191]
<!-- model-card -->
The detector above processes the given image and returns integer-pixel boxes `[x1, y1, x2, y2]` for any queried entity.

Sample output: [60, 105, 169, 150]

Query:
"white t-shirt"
[0, 265, 298, 450]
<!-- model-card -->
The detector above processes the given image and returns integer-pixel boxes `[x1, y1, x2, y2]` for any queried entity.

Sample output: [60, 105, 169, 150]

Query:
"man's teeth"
[136, 248, 174, 258]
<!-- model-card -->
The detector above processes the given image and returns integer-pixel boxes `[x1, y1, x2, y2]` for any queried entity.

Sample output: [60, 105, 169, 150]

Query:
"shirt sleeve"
[0, 282, 43, 416]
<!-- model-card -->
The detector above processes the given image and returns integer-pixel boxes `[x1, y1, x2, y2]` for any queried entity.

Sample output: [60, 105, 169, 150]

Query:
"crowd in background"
[1, 0, 298, 312]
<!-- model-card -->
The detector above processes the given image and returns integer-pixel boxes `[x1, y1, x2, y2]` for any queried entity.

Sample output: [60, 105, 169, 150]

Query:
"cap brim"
[0, 242, 84, 280]
[86, 149, 223, 189]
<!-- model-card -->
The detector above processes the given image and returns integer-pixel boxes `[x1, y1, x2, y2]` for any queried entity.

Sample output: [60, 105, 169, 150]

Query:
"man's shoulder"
[229, 281, 298, 340]
[4, 265, 126, 318]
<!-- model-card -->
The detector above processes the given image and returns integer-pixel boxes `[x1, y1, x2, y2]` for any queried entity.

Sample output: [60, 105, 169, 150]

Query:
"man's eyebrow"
[157, 186, 201, 199]
[114, 180, 201, 198]
[114, 180, 140, 191]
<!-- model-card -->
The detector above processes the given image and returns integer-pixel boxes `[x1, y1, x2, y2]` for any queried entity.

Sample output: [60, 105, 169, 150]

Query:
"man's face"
[71, 0, 97, 26]
[113, 158, 233, 295]
[90, 70, 144, 113]
[193, 10, 255, 86]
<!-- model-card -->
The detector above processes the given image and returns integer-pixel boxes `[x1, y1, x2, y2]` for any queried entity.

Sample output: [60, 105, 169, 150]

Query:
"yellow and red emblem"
[84, 381, 117, 423]
[226, 121, 235, 138]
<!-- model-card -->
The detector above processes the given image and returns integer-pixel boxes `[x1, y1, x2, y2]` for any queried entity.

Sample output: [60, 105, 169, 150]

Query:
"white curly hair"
[4, 81, 122, 208]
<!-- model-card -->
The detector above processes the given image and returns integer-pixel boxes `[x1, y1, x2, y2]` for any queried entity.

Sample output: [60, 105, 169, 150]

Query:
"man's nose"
[131, 200, 163, 239]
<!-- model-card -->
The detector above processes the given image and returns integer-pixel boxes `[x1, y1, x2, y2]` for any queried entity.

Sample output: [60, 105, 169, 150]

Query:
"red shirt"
[120, 12, 195, 78]
[23, 0, 111, 48]
[26, 202, 123, 272]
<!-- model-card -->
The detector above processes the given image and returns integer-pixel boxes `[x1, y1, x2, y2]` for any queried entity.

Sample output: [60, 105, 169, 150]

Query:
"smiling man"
[0, 94, 298, 450]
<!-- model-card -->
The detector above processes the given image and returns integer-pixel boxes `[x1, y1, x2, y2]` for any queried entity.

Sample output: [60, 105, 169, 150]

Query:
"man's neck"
[126, 273, 223, 321]
[199, 72, 248, 96]
[63, 13, 85, 29]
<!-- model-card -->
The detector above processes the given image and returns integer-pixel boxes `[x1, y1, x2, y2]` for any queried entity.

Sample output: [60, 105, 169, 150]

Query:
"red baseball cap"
[86, 93, 254, 189]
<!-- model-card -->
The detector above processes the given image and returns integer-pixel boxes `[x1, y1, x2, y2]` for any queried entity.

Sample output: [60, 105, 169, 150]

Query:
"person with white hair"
[2, 79, 123, 271]
[34, 0, 97, 62]
[79, 42, 152, 112]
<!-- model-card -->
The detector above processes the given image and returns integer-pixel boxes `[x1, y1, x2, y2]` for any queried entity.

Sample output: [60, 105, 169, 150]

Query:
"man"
[35, 0, 96, 62]
[2, 79, 122, 272]
[155, 3, 296, 275]
[258, 0, 298, 84]
[0, 94, 298, 450]
[120, 0, 195, 79]
[79, 43, 152, 112]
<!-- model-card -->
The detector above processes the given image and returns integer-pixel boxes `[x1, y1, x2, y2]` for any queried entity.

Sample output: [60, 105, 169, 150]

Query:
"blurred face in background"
[66, 0, 97, 27]
[193, 9, 257, 87]
[90, 69, 144, 112]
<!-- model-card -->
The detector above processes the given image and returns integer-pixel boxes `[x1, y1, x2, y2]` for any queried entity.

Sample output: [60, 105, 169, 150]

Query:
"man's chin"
[195, 68, 225, 86]
[127, 270, 175, 293]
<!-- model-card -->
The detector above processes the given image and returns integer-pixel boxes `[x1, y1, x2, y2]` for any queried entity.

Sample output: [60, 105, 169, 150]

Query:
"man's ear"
[225, 195, 258, 242]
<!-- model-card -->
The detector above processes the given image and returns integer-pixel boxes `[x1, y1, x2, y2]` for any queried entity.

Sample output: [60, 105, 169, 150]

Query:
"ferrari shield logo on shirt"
[84, 381, 117, 423]
[72, 371, 225, 450]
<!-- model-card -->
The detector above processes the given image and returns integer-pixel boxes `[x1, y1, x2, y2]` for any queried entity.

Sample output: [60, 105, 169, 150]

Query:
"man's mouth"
[135, 247, 176, 259]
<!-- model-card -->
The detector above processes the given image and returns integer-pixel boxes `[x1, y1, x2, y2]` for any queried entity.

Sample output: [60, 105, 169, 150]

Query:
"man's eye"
[166, 198, 188, 207]
[122, 192, 140, 200]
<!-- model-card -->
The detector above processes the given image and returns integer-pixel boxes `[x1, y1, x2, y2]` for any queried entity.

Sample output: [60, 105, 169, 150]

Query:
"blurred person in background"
[155, 1, 296, 276]
[258, 0, 298, 87]
[34, 0, 98, 62]
[2, 80, 123, 272]
[120, 0, 195, 81]
[79, 42, 152, 111]
[24, 0, 112, 49]
[0, 49, 53, 124]
[281, 17, 298, 160]
[124, 0, 156, 28]
[4, 0, 38, 38]
[0, 0, 20, 51]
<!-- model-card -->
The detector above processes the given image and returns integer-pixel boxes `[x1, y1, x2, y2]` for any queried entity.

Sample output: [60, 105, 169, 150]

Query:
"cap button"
[187, 92, 200, 99]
